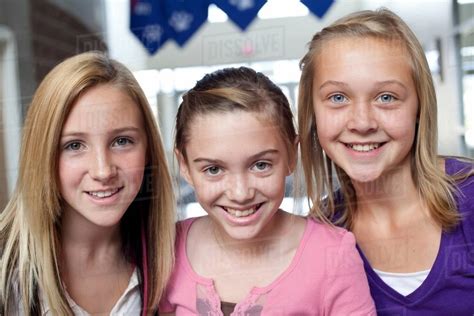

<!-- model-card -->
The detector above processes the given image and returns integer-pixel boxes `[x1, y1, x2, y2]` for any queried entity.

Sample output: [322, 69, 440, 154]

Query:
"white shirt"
[373, 268, 430, 296]
[13, 268, 141, 315]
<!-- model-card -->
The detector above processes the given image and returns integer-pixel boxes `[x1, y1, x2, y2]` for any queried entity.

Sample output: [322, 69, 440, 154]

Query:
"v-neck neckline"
[357, 158, 455, 304]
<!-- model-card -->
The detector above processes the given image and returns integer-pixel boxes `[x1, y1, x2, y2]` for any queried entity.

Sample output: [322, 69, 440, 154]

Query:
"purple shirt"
[359, 158, 474, 315]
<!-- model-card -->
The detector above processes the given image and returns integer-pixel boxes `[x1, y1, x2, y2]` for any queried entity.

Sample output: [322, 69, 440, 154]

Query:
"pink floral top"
[159, 217, 375, 315]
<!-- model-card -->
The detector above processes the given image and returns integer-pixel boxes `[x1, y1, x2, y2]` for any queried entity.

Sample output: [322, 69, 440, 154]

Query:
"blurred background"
[0, 0, 473, 217]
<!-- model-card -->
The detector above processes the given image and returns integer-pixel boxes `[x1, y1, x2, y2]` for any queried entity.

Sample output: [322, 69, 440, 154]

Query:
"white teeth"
[349, 143, 380, 152]
[89, 188, 119, 198]
[225, 206, 258, 217]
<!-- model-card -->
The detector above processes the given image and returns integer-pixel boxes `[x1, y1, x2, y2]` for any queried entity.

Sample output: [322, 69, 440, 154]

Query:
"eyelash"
[202, 160, 272, 177]
[203, 165, 221, 176]
[62, 137, 134, 152]
[64, 141, 84, 151]
[377, 93, 396, 103]
[328, 93, 397, 104]
[329, 93, 348, 104]
[113, 137, 134, 147]
[252, 161, 272, 172]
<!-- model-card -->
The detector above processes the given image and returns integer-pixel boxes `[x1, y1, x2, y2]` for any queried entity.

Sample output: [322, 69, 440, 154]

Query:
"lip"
[219, 202, 264, 226]
[85, 187, 123, 205]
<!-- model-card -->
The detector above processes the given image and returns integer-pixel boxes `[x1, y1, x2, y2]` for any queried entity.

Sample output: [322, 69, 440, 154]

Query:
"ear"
[175, 149, 194, 187]
[287, 135, 299, 176]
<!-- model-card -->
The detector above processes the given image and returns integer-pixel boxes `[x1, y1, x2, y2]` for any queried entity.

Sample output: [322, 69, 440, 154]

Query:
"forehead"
[313, 37, 413, 85]
[62, 84, 144, 133]
[185, 111, 287, 158]
[316, 36, 410, 69]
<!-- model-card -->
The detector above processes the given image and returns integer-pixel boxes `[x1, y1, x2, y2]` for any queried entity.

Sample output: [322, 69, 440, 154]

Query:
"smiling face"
[178, 110, 294, 241]
[59, 84, 147, 229]
[312, 37, 418, 183]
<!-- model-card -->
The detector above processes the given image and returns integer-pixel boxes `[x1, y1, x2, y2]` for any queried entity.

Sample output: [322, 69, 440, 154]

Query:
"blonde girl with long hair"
[298, 8, 474, 314]
[0, 51, 175, 315]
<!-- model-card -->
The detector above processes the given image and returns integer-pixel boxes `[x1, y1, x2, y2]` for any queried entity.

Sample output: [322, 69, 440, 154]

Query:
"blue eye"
[253, 161, 271, 172]
[113, 137, 133, 147]
[64, 142, 83, 151]
[205, 166, 221, 176]
[378, 94, 395, 103]
[329, 94, 347, 104]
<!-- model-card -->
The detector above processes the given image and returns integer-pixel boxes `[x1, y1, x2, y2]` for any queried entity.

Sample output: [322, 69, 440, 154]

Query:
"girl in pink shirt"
[159, 66, 375, 315]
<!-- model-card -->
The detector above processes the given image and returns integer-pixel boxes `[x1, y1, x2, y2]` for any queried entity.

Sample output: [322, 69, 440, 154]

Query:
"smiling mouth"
[222, 203, 263, 218]
[345, 143, 385, 152]
[86, 187, 122, 198]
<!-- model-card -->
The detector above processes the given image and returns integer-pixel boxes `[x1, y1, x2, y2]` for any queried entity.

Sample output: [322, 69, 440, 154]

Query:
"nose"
[89, 148, 117, 182]
[347, 101, 378, 134]
[225, 173, 255, 203]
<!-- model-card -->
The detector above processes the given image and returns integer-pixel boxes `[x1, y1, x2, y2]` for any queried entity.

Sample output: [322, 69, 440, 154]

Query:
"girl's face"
[178, 110, 294, 241]
[59, 84, 147, 229]
[312, 37, 418, 183]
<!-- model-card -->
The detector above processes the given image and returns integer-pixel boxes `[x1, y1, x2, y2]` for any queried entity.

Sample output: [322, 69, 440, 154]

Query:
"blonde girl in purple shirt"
[159, 66, 375, 315]
[298, 8, 474, 315]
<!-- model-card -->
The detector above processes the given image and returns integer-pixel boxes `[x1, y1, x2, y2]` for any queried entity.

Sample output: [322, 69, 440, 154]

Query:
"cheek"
[58, 158, 83, 190]
[194, 181, 222, 204]
[381, 111, 417, 142]
[314, 107, 342, 138]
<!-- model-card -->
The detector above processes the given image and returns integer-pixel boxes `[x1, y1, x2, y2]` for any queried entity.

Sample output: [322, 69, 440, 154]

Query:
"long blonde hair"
[0, 51, 175, 315]
[298, 8, 460, 229]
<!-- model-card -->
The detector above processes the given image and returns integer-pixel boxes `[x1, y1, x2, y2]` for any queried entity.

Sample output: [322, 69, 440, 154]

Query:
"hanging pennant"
[300, 0, 335, 18]
[212, 0, 267, 31]
[130, 0, 169, 54]
[162, 0, 209, 47]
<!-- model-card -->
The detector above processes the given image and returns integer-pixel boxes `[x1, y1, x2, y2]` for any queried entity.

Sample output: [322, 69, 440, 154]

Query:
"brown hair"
[175, 67, 297, 162]
[298, 8, 460, 229]
[0, 51, 175, 315]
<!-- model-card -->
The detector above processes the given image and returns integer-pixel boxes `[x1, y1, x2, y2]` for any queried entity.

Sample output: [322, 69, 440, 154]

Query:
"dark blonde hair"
[175, 67, 297, 161]
[0, 51, 175, 315]
[298, 8, 460, 229]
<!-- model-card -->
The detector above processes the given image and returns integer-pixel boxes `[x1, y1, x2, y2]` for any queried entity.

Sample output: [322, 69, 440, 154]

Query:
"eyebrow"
[318, 80, 349, 90]
[60, 126, 142, 138]
[319, 80, 407, 90]
[192, 149, 280, 164]
[373, 80, 407, 90]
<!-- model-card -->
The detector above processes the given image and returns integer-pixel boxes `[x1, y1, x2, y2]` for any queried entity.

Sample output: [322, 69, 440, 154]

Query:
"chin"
[346, 168, 383, 184]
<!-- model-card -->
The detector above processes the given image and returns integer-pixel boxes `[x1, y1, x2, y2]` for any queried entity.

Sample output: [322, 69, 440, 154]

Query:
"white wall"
[0, 26, 21, 195]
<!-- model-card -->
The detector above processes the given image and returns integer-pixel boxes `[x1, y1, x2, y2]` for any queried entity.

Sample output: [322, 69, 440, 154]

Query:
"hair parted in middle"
[298, 8, 459, 229]
[175, 66, 298, 162]
[0, 51, 175, 315]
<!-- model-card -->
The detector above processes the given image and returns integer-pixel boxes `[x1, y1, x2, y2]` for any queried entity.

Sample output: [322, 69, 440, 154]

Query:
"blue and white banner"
[162, 0, 209, 47]
[300, 0, 335, 18]
[212, 0, 267, 30]
[130, 0, 169, 54]
[130, 0, 335, 55]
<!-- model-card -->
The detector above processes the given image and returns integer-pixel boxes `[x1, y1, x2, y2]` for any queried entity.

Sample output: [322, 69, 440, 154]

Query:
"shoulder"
[303, 218, 360, 270]
[445, 158, 474, 213]
[306, 218, 355, 247]
[445, 156, 474, 176]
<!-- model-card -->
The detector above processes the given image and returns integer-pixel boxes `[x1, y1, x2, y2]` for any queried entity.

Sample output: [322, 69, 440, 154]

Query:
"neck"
[352, 163, 423, 220]
[60, 206, 122, 261]
[351, 162, 430, 227]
